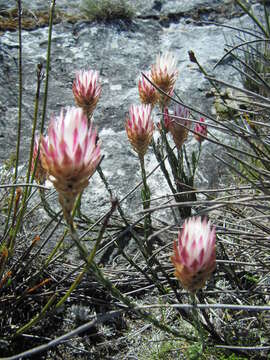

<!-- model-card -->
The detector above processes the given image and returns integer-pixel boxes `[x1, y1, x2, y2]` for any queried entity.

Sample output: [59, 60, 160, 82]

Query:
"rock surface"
[0, 0, 264, 216]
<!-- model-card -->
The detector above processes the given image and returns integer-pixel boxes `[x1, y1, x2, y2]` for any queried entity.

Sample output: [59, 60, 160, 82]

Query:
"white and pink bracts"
[171, 217, 216, 292]
[72, 69, 101, 118]
[125, 104, 155, 157]
[138, 72, 157, 106]
[40, 107, 101, 217]
[151, 52, 178, 94]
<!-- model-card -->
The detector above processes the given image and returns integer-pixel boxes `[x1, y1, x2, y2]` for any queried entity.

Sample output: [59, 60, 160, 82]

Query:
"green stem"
[191, 142, 202, 182]
[264, 1, 270, 38]
[189, 50, 221, 95]
[26, 64, 43, 189]
[114, 206, 168, 294]
[139, 155, 147, 193]
[159, 115, 179, 182]
[190, 292, 205, 353]
[8, 66, 44, 247]
[139, 155, 152, 245]
[62, 201, 182, 338]
[75, 192, 84, 219]
[55, 216, 107, 309]
[55, 200, 117, 308]
[55, 268, 86, 309]
[152, 139, 176, 195]
[44, 229, 68, 267]
[3, 0, 23, 239]
[92, 261, 183, 338]
[97, 162, 113, 198]
[77, 160, 109, 221]
[39, 188, 58, 219]
[235, 0, 269, 38]
[68, 222, 183, 339]
[14, 217, 85, 334]
[15, 0, 22, 183]
[15, 294, 57, 335]
[40, 0, 56, 134]
[27, 64, 44, 192]
[44, 191, 84, 267]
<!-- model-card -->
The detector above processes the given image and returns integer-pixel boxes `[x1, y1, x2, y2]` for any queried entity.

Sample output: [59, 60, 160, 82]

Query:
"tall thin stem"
[139, 154, 152, 253]
[67, 219, 183, 339]
[235, 0, 269, 38]
[8, 65, 44, 246]
[26, 64, 43, 187]
[40, 0, 56, 134]
[190, 292, 206, 353]
[3, 0, 23, 239]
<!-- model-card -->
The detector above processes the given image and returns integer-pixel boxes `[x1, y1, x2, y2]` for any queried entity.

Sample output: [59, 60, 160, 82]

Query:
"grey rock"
[0, 0, 264, 218]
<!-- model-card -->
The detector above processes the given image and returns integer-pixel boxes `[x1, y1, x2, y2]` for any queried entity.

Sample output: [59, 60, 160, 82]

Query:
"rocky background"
[0, 0, 262, 215]
[0, 2, 268, 358]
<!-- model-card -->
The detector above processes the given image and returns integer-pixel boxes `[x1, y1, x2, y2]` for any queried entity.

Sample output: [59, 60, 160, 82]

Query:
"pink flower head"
[40, 107, 101, 217]
[163, 107, 171, 131]
[167, 104, 191, 149]
[31, 135, 47, 184]
[125, 104, 155, 157]
[171, 216, 216, 292]
[194, 117, 207, 143]
[174, 104, 190, 122]
[151, 52, 178, 96]
[157, 107, 172, 133]
[72, 69, 101, 118]
[138, 72, 157, 106]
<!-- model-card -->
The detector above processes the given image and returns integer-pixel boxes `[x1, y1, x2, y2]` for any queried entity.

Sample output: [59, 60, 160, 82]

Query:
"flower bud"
[40, 107, 101, 219]
[166, 105, 191, 149]
[138, 72, 158, 106]
[125, 104, 155, 157]
[171, 217, 216, 293]
[72, 70, 101, 119]
[194, 117, 207, 143]
[151, 52, 178, 95]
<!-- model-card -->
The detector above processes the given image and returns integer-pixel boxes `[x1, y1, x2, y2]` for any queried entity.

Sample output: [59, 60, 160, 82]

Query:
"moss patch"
[0, 8, 81, 32]
[81, 0, 134, 22]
